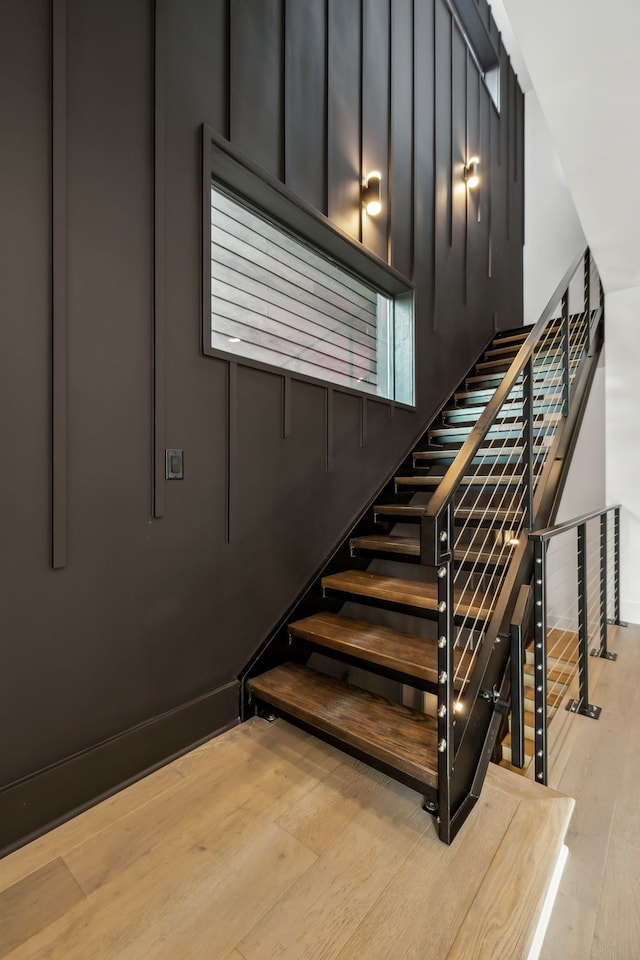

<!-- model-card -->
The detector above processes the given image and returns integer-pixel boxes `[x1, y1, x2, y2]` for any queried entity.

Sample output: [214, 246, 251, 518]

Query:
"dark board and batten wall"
[0, 0, 523, 854]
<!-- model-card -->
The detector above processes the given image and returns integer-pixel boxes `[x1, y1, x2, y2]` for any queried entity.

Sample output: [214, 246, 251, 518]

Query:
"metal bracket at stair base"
[566, 699, 601, 719]
[590, 647, 618, 661]
[478, 684, 509, 714]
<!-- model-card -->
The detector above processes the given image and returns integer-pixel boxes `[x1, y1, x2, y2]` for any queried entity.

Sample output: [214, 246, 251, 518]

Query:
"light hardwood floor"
[540, 622, 640, 960]
[8, 623, 638, 960]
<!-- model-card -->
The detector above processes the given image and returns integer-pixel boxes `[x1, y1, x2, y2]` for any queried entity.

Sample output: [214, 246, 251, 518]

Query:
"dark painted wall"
[0, 0, 523, 850]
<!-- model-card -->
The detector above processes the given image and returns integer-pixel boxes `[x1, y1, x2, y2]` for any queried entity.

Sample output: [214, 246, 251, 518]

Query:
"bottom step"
[247, 662, 438, 790]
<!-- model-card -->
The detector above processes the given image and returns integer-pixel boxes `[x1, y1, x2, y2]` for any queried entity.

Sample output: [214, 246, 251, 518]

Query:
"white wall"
[555, 359, 606, 523]
[522, 93, 586, 325]
[605, 287, 640, 624]
[489, 2, 586, 325]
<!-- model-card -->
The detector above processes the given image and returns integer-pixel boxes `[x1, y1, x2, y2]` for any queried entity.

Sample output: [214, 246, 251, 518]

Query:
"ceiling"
[489, 0, 640, 294]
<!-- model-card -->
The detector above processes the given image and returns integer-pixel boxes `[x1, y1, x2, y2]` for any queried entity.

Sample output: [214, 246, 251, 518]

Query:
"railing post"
[435, 503, 454, 843]
[584, 249, 594, 357]
[561, 290, 570, 416]
[533, 538, 548, 784]
[567, 523, 602, 719]
[509, 584, 530, 769]
[613, 507, 623, 626]
[592, 512, 618, 660]
[522, 357, 534, 528]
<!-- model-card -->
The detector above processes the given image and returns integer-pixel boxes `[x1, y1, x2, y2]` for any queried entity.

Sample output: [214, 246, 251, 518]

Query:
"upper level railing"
[419, 248, 604, 840]
[525, 505, 621, 785]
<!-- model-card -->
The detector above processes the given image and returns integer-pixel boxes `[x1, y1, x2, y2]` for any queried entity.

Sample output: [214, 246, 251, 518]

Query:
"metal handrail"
[530, 504, 622, 541]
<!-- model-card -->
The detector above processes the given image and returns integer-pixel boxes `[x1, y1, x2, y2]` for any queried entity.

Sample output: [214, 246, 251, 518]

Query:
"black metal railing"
[527, 505, 621, 785]
[419, 248, 604, 841]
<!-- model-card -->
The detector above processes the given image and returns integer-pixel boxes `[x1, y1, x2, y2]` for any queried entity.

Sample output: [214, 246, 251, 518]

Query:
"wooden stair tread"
[247, 662, 438, 788]
[395, 473, 523, 488]
[350, 534, 420, 556]
[288, 612, 469, 686]
[412, 442, 549, 462]
[322, 569, 493, 621]
[374, 502, 522, 524]
[429, 414, 561, 438]
[351, 534, 509, 567]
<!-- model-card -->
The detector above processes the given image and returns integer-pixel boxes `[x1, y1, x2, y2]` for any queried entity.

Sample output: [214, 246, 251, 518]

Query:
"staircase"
[243, 247, 604, 844]
[246, 326, 531, 814]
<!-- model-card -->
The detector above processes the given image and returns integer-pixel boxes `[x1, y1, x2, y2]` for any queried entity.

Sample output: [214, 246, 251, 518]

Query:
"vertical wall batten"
[153, 0, 166, 519]
[282, 375, 291, 439]
[325, 388, 334, 471]
[226, 361, 237, 541]
[52, 0, 68, 568]
[390, 0, 414, 279]
[360, 396, 367, 447]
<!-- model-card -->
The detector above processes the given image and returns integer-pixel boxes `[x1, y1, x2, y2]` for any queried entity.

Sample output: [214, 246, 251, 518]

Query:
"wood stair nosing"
[321, 569, 493, 623]
[246, 661, 439, 789]
[287, 611, 468, 690]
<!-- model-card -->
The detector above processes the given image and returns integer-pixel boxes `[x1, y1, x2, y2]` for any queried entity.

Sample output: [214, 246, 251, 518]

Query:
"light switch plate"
[165, 449, 184, 480]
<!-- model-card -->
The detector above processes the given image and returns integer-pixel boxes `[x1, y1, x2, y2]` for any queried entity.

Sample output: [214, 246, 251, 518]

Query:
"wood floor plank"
[237, 781, 431, 960]
[3, 739, 326, 960]
[0, 764, 185, 893]
[118, 823, 317, 960]
[446, 795, 575, 960]
[539, 890, 597, 960]
[247, 663, 439, 788]
[589, 829, 640, 960]
[275, 757, 389, 855]
[62, 721, 331, 896]
[0, 859, 85, 958]
[333, 786, 518, 960]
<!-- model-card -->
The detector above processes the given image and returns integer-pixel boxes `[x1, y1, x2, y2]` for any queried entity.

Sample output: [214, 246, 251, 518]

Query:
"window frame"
[201, 126, 416, 408]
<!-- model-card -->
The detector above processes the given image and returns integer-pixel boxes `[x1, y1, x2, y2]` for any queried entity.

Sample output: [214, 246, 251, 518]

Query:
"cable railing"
[528, 506, 621, 785]
[419, 248, 604, 840]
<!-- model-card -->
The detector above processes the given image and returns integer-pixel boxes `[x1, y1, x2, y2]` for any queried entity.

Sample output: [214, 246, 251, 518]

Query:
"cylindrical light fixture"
[362, 171, 382, 216]
[464, 157, 480, 189]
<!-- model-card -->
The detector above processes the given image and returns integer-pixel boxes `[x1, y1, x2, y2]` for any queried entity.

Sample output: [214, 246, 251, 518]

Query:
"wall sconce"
[464, 157, 480, 189]
[362, 171, 382, 216]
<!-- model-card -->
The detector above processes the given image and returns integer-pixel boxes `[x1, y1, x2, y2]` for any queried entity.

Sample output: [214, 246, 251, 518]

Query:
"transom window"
[203, 128, 415, 406]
